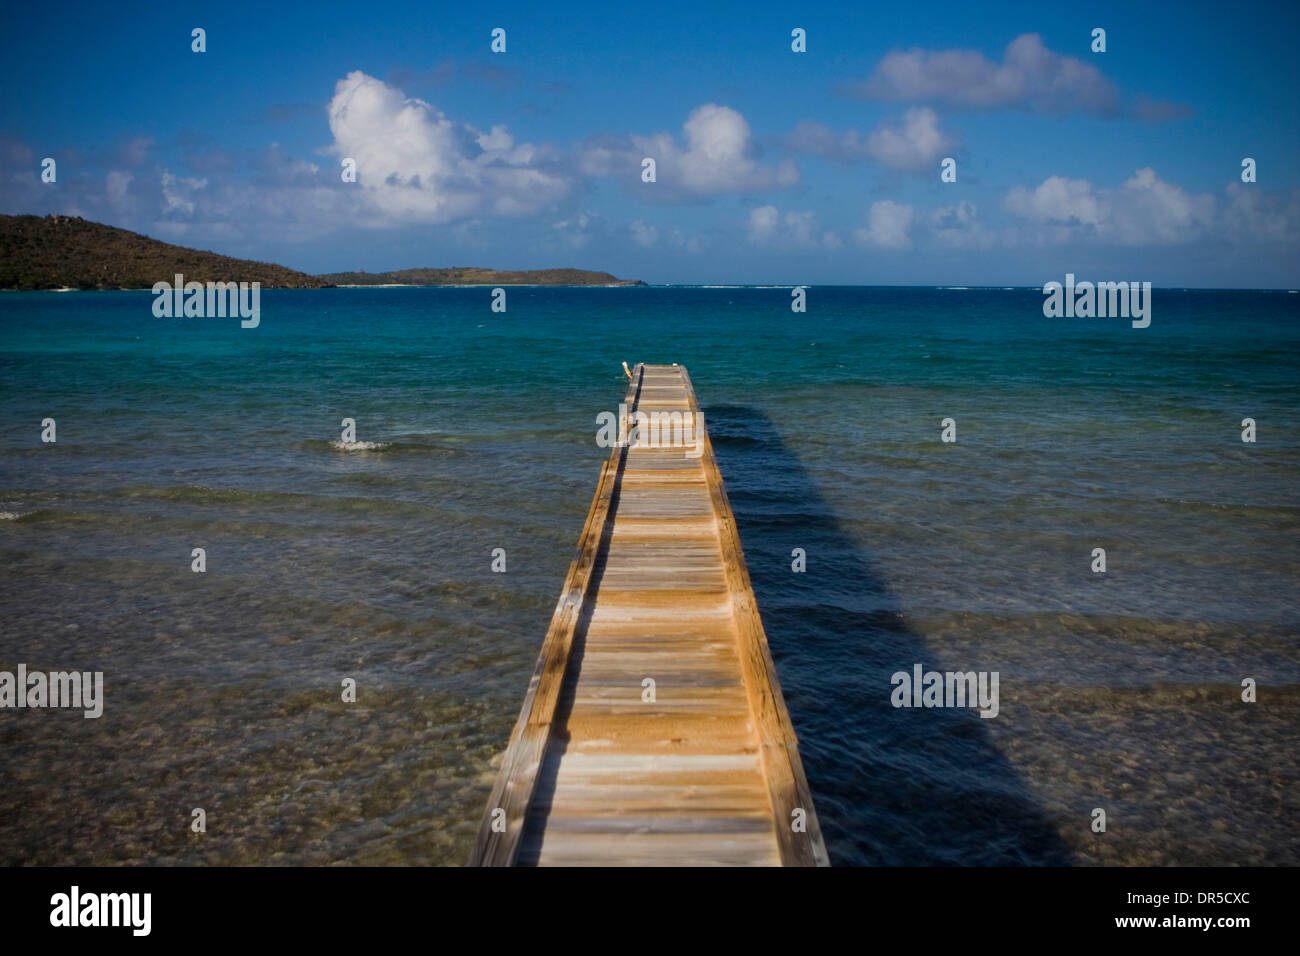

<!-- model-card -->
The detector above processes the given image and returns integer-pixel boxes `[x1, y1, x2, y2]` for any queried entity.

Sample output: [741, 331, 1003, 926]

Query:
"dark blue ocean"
[2, 286, 1298, 865]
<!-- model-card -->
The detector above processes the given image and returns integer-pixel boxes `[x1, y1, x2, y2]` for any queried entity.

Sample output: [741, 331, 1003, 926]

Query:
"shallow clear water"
[1, 286, 1297, 865]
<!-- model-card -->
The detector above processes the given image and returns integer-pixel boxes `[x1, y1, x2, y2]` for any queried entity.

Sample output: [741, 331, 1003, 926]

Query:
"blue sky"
[2, 0, 1298, 285]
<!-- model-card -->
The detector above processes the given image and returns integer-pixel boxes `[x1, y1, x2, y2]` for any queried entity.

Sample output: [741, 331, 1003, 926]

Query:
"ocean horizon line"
[6, 283, 1300, 293]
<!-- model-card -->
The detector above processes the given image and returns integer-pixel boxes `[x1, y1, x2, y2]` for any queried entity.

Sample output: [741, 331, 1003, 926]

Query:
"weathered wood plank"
[470, 363, 827, 867]
[465, 365, 644, 866]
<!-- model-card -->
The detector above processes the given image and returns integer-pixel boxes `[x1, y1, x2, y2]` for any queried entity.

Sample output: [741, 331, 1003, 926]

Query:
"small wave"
[331, 440, 391, 452]
[299, 439, 457, 457]
[299, 438, 458, 457]
[0, 511, 20, 520]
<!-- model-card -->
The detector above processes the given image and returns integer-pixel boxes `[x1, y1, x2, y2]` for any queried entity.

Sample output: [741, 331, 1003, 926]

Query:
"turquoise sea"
[1, 286, 1298, 865]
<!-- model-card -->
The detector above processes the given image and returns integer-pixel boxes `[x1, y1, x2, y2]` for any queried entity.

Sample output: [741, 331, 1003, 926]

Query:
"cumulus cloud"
[0, 67, 580, 243]
[855, 200, 914, 249]
[788, 107, 954, 171]
[851, 33, 1185, 119]
[580, 103, 797, 199]
[746, 205, 839, 249]
[1004, 175, 1103, 227]
[865, 108, 953, 170]
[1004, 168, 1215, 244]
[326, 70, 574, 224]
[160, 170, 207, 216]
[1108, 167, 1216, 243]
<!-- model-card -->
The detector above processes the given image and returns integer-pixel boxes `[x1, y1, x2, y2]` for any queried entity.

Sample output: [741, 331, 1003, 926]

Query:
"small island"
[0, 214, 645, 290]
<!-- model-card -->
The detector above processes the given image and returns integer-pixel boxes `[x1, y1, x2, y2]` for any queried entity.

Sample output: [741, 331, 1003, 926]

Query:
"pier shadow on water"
[707, 404, 1075, 866]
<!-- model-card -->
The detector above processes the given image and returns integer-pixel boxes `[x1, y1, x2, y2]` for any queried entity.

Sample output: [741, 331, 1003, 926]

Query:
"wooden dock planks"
[469, 363, 827, 866]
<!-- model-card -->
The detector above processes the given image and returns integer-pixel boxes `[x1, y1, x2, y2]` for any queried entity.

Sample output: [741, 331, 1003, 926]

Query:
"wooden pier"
[469, 364, 827, 866]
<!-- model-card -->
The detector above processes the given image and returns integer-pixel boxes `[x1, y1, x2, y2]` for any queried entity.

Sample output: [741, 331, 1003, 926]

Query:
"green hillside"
[0, 214, 646, 291]
[0, 214, 328, 290]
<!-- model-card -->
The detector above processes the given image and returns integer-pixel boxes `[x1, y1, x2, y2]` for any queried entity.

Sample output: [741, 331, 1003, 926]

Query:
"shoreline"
[0, 282, 649, 292]
[329, 282, 645, 288]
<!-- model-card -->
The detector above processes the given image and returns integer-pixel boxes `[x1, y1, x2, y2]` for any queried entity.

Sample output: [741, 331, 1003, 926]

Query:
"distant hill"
[318, 267, 645, 287]
[0, 214, 646, 290]
[0, 214, 329, 290]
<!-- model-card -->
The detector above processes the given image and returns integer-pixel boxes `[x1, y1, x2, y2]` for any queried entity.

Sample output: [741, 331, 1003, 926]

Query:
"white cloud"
[1004, 175, 1102, 227]
[865, 107, 952, 171]
[855, 201, 914, 249]
[326, 70, 573, 224]
[1107, 167, 1215, 243]
[747, 205, 839, 249]
[160, 170, 207, 217]
[580, 103, 798, 198]
[856, 33, 1121, 116]
[1004, 168, 1215, 245]
[788, 109, 954, 172]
